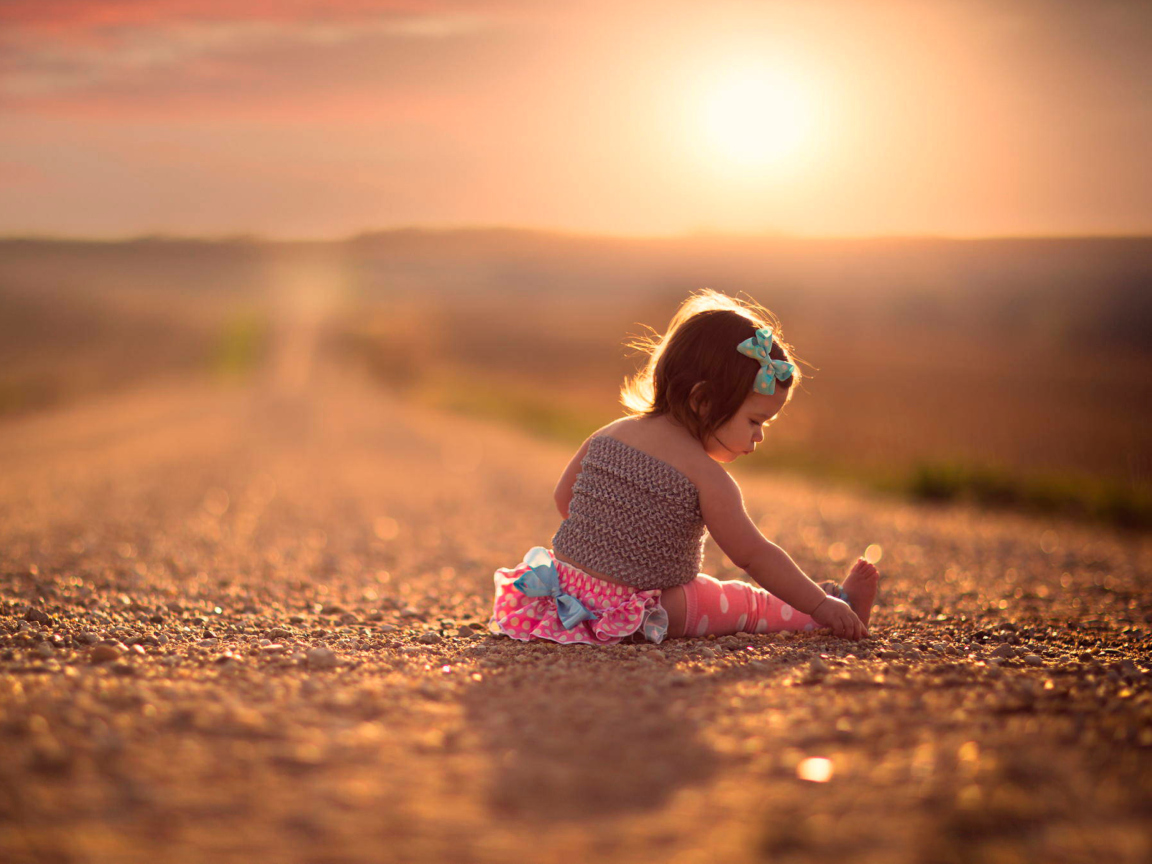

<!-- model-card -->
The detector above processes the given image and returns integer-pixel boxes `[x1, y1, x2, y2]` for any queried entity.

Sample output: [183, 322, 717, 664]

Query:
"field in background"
[3, 232, 1150, 526]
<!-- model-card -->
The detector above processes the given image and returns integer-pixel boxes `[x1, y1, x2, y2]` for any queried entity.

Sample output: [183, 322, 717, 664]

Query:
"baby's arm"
[553, 436, 593, 519]
[697, 466, 867, 639]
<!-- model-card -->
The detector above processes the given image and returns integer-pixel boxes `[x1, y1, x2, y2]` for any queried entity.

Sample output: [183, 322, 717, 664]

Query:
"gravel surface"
[1, 358, 1150, 864]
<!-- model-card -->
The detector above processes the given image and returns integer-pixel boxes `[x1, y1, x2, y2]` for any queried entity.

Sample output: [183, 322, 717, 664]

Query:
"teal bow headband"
[736, 328, 795, 396]
[512, 547, 599, 630]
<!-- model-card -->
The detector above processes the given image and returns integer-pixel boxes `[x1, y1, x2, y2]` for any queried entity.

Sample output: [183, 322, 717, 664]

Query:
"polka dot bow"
[512, 547, 599, 630]
[736, 328, 795, 395]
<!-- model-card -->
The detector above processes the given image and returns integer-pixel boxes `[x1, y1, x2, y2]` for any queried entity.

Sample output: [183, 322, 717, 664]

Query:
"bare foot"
[842, 558, 880, 626]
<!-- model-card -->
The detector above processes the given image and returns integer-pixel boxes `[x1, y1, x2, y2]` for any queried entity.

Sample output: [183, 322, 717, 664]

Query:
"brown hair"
[620, 289, 800, 445]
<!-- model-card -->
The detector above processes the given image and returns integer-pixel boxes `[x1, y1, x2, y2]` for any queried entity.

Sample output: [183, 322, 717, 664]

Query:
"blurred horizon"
[5, 226, 1152, 244]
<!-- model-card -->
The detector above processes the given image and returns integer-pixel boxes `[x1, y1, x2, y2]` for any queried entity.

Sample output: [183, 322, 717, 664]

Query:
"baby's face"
[704, 389, 789, 463]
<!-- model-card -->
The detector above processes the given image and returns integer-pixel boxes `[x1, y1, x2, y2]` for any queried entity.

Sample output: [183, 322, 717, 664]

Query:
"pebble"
[35, 642, 55, 658]
[991, 643, 1015, 659]
[417, 632, 442, 645]
[90, 645, 123, 663]
[1024, 654, 1044, 667]
[198, 639, 219, 649]
[76, 632, 99, 645]
[25, 607, 51, 625]
[306, 647, 339, 668]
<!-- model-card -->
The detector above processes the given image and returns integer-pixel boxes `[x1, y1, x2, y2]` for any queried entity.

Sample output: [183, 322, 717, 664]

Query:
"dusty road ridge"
[1, 357, 1150, 864]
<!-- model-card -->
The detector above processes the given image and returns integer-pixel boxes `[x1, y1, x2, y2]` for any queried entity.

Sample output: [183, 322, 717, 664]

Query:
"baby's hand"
[811, 596, 869, 641]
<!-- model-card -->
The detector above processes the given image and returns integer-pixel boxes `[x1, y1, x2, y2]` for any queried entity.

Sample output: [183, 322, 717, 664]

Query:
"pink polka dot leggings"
[676, 574, 817, 638]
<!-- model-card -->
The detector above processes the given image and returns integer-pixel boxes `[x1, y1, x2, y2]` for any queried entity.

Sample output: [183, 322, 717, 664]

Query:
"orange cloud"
[0, 1, 500, 31]
[0, 0, 520, 114]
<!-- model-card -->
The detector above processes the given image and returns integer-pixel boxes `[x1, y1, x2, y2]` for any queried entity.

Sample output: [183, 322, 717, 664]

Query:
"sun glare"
[698, 64, 816, 173]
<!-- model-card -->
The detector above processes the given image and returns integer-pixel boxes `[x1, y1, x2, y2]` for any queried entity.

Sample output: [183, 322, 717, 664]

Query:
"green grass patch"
[211, 312, 268, 379]
[908, 462, 1152, 530]
[414, 373, 607, 446]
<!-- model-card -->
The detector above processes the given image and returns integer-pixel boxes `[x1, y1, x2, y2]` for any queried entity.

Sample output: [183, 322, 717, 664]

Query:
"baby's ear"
[688, 381, 709, 414]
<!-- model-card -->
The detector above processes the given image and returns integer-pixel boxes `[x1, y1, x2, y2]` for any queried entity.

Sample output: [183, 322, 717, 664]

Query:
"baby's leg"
[670, 574, 818, 638]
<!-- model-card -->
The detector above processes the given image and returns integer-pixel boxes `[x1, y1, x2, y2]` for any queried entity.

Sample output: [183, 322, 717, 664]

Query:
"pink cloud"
[0, 0, 525, 115]
[0, 1, 499, 32]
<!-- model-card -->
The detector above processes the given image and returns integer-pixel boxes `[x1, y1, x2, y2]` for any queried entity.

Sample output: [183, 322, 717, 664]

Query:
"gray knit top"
[551, 435, 706, 590]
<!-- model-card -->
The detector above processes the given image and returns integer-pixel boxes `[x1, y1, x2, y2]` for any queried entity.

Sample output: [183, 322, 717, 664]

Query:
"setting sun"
[698, 63, 817, 172]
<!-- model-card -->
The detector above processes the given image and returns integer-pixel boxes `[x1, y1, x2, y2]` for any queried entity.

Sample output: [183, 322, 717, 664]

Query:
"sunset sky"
[1, 0, 1150, 238]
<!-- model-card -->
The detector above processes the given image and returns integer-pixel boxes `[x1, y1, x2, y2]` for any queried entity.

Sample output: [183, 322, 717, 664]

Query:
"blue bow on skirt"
[512, 547, 599, 630]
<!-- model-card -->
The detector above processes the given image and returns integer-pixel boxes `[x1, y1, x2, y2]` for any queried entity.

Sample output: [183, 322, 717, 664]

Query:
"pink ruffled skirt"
[489, 547, 669, 645]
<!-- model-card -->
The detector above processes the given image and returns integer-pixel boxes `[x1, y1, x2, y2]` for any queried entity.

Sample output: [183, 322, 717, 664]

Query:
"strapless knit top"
[551, 435, 706, 590]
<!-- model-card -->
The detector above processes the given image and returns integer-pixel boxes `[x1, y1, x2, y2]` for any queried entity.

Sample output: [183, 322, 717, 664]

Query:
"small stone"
[35, 642, 54, 658]
[991, 643, 1015, 659]
[306, 647, 339, 668]
[90, 644, 123, 663]
[417, 632, 442, 645]
[378, 624, 397, 633]
[269, 628, 293, 639]
[809, 657, 830, 675]
[110, 662, 135, 676]
[1023, 654, 1044, 667]
[25, 607, 51, 625]
[76, 632, 99, 645]
[198, 638, 219, 649]
[261, 644, 287, 655]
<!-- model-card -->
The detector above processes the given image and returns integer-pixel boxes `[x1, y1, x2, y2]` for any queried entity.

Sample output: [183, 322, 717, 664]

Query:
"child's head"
[621, 289, 801, 458]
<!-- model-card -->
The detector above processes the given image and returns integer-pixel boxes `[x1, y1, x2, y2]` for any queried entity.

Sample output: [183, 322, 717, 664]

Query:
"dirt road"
[1, 338, 1150, 863]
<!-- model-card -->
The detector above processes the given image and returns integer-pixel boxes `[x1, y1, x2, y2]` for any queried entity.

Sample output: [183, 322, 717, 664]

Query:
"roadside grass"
[908, 462, 1152, 530]
[210, 312, 269, 379]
